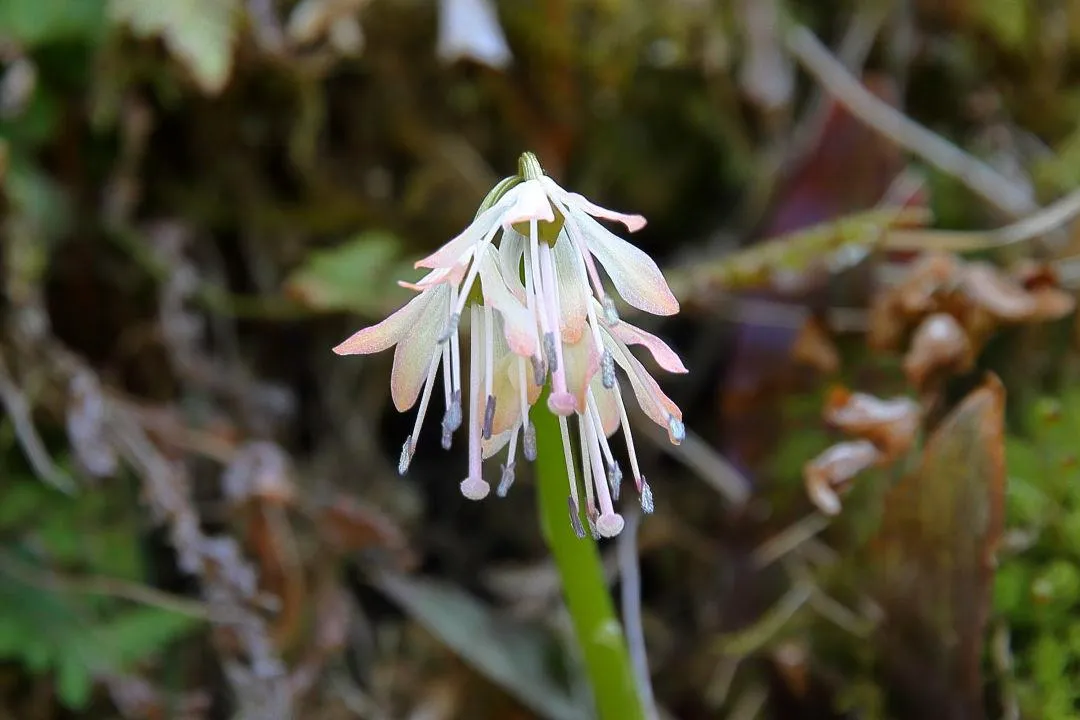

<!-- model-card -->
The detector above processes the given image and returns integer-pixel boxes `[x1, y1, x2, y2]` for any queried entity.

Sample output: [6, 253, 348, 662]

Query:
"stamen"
[601, 349, 616, 389]
[640, 477, 655, 514]
[483, 395, 496, 440]
[567, 495, 586, 538]
[398, 435, 413, 475]
[585, 414, 623, 537]
[517, 358, 536, 461]
[530, 355, 545, 387]
[497, 463, 515, 497]
[612, 379, 644, 489]
[441, 426, 453, 450]
[526, 221, 552, 340]
[608, 463, 623, 502]
[558, 416, 581, 515]
[577, 416, 596, 518]
[441, 343, 452, 411]
[442, 389, 462, 433]
[407, 349, 442, 461]
[543, 332, 559, 374]
[483, 305, 494, 403]
[460, 305, 490, 501]
[523, 421, 537, 461]
[439, 312, 460, 343]
[602, 296, 619, 325]
[668, 415, 686, 445]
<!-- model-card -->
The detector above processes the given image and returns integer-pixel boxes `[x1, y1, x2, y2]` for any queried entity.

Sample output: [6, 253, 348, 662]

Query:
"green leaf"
[95, 606, 200, 668]
[108, 0, 241, 94]
[377, 570, 589, 720]
[0, 0, 106, 46]
[284, 232, 415, 316]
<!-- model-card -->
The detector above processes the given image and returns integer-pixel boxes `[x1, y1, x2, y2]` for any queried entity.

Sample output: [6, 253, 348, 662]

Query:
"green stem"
[533, 409, 646, 720]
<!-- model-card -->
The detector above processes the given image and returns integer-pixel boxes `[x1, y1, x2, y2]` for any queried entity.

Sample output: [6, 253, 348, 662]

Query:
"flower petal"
[608, 314, 687, 373]
[499, 228, 528, 302]
[604, 330, 682, 431]
[436, 0, 512, 70]
[590, 382, 622, 437]
[390, 285, 449, 411]
[563, 335, 601, 411]
[501, 179, 555, 226]
[553, 234, 588, 343]
[477, 246, 539, 357]
[566, 207, 679, 316]
[415, 192, 513, 270]
[333, 288, 433, 355]
[540, 176, 646, 232]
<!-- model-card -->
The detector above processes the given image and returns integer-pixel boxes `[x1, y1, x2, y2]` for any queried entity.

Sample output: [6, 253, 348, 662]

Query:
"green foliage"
[995, 387, 1080, 716]
[284, 231, 417, 316]
[0, 473, 201, 710]
[108, 0, 242, 94]
[0, 0, 106, 47]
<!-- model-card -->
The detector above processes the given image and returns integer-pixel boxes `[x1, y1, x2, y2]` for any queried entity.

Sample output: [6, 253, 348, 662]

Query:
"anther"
[523, 422, 537, 461]
[543, 332, 558, 374]
[398, 436, 413, 475]
[482, 395, 496, 440]
[668, 415, 685, 445]
[497, 463, 516, 497]
[438, 312, 460, 343]
[531, 355, 546, 386]
[601, 349, 616, 389]
[602, 296, 619, 325]
[568, 496, 586, 538]
[640, 477, 655, 514]
[608, 462, 623, 502]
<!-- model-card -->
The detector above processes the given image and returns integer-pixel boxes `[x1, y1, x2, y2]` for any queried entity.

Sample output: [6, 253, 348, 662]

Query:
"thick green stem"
[533, 409, 646, 720]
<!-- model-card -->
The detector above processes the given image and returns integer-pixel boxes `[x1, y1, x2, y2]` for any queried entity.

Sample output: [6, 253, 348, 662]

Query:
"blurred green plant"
[994, 386, 1080, 718]
[0, 471, 201, 709]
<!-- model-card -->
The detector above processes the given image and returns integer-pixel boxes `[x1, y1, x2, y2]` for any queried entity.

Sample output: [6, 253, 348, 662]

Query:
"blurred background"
[3, 0, 1080, 718]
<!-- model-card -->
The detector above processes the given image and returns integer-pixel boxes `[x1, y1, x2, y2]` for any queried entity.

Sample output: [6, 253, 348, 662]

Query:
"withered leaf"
[823, 387, 921, 459]
[804, 439, 882, 516]
[316, 495, 411, 563]
[903, 312, 974, 390]
[868, 374, 1006, 720]
[791, 315, 840, 374]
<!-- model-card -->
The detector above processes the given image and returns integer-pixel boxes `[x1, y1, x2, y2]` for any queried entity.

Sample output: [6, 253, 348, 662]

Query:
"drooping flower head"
[333, 152, 685, 538]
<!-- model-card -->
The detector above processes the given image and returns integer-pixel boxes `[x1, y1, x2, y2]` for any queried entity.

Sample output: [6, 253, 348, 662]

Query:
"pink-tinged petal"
[568, 209, 679, 316]
[333, 289, 433, 355]
[553, 234, 589, 343]
[501, 179, 555, 225]
[398, 265, 466, 292]
[563, 335, 600, 411]
[498, 228, 527, 302]
[604, 331, 682, 430]
[477, 246, 538, 357]
[539, 176, 647, 232]
[482, 428, 513, 460]
[415, 193, 513, 270]
[488, 328, 523, 437]
[389, 285, 450, 411]
[609, 316, 688, 374]
[590, 382, 622, 437]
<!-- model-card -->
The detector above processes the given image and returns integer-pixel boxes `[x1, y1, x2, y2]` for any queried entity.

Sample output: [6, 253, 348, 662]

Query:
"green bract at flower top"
[333, 152, 686, 538]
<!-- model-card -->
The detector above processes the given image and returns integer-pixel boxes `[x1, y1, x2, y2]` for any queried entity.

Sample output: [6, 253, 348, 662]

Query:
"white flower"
[436, 0, 512, 70]
[334, 153, 685, 537]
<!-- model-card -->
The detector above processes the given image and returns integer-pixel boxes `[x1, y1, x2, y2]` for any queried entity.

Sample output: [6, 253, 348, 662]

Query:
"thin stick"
[0, 354, 75, 493]
[617, 507, 658, 719]
[786, 25, 1036, 219]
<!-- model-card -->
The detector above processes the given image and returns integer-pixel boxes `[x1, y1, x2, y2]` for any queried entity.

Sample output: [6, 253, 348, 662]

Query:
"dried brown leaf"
[804, 439, 882, 516]
[869, 374, 1006, 719]
[791, 316, 840, 374]
[902, 312, 974, 389]
[823, 387, 921, 458]
[316, 495, 411, 561]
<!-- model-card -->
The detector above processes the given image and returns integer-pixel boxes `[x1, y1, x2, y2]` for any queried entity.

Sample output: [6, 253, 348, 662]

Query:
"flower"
[333, 153, 685, 537]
